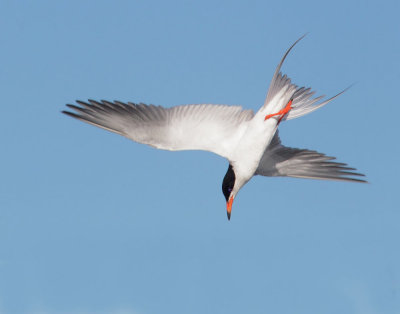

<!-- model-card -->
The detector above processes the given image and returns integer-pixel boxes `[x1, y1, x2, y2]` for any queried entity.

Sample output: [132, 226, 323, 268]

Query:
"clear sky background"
[1, 1, 399, 313]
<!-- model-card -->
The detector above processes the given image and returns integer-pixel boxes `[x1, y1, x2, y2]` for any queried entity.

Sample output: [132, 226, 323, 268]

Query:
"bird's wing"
[262, 35, 345, 121]
[63, 100, 254, 158]
[255, 132, 366, 182]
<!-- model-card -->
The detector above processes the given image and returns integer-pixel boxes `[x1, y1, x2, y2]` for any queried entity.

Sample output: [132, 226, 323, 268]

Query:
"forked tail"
[262, 35, 348, 122]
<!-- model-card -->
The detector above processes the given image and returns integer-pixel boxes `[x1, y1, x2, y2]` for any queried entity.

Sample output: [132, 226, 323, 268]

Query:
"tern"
[63, 36, 366, 220]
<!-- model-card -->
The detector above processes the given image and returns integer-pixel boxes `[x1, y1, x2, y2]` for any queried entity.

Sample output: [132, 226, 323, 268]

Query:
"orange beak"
[227, 196, 234, 220]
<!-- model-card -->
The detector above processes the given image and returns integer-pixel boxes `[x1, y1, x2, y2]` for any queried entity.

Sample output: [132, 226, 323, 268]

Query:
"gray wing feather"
[63, 100, 254, 158]
[255, 132, 367, 183]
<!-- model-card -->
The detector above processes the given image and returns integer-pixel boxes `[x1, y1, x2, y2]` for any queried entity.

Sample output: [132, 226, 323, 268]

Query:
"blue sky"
[1, 0, 399, 313]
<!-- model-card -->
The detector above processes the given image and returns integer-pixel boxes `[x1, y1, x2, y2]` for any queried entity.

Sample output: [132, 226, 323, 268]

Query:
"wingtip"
[61, 109, 74, 116]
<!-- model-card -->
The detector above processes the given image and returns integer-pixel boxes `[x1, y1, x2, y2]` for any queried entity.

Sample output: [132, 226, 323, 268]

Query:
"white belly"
[230, 111, 278, 181]
[228, 89, 292, 183]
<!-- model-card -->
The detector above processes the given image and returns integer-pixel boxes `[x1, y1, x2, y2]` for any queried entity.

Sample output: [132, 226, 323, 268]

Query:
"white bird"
[63, 36, 366, 220]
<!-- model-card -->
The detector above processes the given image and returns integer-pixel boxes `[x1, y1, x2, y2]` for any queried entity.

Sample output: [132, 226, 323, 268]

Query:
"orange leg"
[264, 99, 293, 124]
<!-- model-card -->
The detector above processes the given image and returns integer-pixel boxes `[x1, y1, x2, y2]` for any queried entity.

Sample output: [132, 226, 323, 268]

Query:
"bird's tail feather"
[262, 35, 348, 121]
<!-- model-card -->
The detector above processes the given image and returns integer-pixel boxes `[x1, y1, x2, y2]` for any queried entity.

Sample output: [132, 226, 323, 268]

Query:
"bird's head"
[222, 164, 238, 221]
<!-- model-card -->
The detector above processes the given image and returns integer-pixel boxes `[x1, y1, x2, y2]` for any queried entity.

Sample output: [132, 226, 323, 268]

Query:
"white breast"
[230, 112, 279, 181]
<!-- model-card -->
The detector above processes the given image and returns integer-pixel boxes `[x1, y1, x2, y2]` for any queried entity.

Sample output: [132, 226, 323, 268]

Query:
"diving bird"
[63, 36, 366, 220]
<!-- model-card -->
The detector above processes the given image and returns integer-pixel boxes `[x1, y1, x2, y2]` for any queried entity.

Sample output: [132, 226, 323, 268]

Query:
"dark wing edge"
[256, 133, 367, 183]
[62, 99, 162, 138]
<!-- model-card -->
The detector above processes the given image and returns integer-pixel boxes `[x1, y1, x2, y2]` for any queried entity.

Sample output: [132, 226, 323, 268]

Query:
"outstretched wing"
[63, 100, 254, 158]
[255, 132, 366, 182]
[263, 35, 346, 121]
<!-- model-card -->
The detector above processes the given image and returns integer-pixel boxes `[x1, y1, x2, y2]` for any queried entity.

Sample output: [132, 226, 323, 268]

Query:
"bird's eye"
[228, 187, 232, 193]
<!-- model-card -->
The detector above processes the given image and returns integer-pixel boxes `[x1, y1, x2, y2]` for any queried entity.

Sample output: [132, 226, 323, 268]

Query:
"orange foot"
[264, 99, 293, 124]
